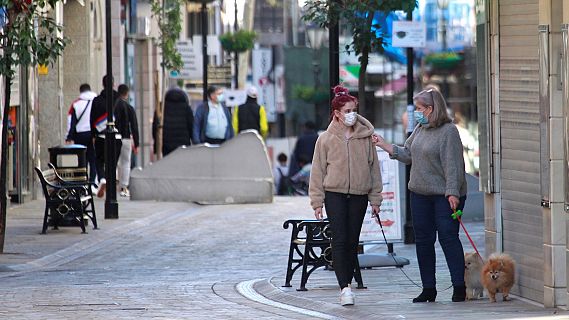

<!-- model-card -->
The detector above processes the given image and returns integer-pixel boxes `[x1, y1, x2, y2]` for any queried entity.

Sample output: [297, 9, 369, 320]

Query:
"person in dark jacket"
[114, 84, 140, 197]
[156, 87, 194, 156]
[192, 86, 234, 144]
[289, 121, 318, 176]
[232, 86, 268, 138]
[90, 75, 121, 198]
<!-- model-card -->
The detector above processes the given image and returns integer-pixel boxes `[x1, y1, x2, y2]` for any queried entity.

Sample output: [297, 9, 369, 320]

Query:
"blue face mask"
[217, 94, 225, 103]
[414, 110, 429, 125]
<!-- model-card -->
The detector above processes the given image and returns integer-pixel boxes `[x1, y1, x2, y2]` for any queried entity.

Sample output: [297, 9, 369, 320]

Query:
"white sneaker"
[120, 187, 130, 197]
[340, 285, 355, 306]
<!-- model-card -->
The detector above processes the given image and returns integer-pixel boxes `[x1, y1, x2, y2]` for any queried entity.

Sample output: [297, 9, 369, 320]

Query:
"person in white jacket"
[65, 83, 97, 183]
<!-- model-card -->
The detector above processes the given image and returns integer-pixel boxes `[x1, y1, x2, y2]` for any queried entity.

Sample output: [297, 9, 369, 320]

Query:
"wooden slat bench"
[34, 164, 98, 234]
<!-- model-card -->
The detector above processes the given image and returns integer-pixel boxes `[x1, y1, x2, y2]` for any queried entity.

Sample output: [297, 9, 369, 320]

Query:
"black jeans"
[74, 132, 96, 183]
[324, 191, 368, 289]
[94, 137, 122, 183]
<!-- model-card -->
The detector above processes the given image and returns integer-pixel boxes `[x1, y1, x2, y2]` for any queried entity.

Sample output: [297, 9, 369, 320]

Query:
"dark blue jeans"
[410, 192, 466, 288]
[324, 191, 368, 289]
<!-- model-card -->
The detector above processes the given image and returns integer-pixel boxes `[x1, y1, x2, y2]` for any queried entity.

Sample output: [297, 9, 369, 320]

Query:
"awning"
[374, 76, 407, 98]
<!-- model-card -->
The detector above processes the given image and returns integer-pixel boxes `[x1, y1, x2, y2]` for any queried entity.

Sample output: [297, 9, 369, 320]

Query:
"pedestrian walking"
[192, 86, 234, 144]
[156, 86, 194, 156]
[65, 83, 97, 184]
[90, 75, 121, 198]
[232, 86, 268, 138]
[289, 121, 318, 176]
[373, 87, 468, 303]
[114, 84, 139, 197]
[309, 85, 382, 306]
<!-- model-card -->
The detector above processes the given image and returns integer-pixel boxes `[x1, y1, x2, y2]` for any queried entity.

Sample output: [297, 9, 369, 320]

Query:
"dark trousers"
[74, 132, 96, 183]
[410, 192, 467, 288]
[204, 137, 225, 144]
[324, 191, 368, 289]
[94, 137, 122, 183]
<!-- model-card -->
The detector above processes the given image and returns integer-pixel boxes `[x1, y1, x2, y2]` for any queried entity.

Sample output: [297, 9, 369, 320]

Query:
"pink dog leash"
[452, 210, 483, 261]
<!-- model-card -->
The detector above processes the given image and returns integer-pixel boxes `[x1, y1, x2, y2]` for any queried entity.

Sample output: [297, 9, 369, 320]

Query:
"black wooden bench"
[34, 164, 98, 234]
[283, 219, 365, 291]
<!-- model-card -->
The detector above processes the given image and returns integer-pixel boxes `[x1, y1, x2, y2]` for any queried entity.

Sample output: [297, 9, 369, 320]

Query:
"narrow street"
[1, 198, 567, 319]
[0, 199, 314, 319]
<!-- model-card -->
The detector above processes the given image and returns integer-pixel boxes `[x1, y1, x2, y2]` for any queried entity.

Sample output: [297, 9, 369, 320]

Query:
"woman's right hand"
[372, 133, 385, 147]
[314, 207, 324, 220]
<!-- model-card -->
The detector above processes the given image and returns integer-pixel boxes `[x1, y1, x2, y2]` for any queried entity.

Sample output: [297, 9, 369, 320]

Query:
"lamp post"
[189, 0, 215, 104]
[233, 0, 239, 88]
[104, 0, 118, 219]
[437, 0, 449, 98]
[328, 1, 340, 105]
[306, 26, 327, 125]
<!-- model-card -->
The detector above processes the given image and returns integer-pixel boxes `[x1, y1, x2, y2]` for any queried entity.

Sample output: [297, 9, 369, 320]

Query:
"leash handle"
[453, 209, 483, 261]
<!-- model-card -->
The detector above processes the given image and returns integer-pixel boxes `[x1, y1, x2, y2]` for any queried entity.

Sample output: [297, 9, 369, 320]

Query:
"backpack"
[277, 168, 293, 196]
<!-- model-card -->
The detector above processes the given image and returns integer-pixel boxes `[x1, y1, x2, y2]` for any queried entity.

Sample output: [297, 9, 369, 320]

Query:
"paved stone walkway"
[0, 197, 567, 319]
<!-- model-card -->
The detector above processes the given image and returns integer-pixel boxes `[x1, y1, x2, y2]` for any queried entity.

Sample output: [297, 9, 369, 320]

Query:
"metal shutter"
[498, 0, 543, 302]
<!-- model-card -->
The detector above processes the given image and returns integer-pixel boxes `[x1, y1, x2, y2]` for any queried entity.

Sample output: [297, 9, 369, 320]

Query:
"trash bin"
[48, 144, 88, 182]
[47, 144, 89, 228]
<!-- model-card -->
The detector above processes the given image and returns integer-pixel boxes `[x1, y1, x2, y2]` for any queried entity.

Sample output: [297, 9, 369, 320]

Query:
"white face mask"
[343, 112, 357, 127]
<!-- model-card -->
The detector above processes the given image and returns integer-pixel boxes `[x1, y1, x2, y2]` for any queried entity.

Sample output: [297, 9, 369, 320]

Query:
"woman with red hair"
[309, 85, 383, 306]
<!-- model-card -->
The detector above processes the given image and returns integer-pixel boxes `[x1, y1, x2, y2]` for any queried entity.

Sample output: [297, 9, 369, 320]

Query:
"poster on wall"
[360, 148, 404, 243]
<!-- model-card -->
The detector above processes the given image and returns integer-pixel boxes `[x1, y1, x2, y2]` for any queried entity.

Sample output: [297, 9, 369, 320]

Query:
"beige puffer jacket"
[309, 115, 383, 210]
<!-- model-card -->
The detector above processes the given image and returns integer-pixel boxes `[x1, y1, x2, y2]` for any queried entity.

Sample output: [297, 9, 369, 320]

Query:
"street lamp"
[437, 0, 449, 51]
[437, 0, 450, 98]
[188, 0, 216, 104]
[306, 26, 327, 127]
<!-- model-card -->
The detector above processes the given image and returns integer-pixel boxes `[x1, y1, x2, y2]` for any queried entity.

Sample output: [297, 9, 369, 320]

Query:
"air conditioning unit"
[137, 17, 151, 37]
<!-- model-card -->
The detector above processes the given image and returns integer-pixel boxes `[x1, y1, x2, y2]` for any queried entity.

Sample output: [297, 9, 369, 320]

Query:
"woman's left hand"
[447, 195, 460, 211]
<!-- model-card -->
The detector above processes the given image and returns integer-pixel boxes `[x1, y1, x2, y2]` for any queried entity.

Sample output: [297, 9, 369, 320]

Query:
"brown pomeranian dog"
[464, 252, 484, 300]
[481, 253, 515, 302]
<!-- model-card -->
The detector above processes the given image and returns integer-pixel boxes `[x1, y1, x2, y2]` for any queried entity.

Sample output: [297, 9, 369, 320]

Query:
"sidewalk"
[1, 196, 568, 319]
[1, 198, 195, 273]
[243, 201, 569, 319]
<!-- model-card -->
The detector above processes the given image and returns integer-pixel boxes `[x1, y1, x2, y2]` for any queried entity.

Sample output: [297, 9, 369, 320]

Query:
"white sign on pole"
[392, 21, 426, 48]
[172, 40, 202, 80]
[360, 148, 404, 242]
[252, 48, 276, 122]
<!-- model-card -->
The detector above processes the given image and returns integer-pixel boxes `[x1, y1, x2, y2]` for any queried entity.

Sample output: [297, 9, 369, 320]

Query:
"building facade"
[477, 0, 568, 307]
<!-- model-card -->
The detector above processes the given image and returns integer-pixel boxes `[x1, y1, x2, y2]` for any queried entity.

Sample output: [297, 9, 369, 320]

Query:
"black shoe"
[452, 285, 466, 302]
[412, 288, 437, 303]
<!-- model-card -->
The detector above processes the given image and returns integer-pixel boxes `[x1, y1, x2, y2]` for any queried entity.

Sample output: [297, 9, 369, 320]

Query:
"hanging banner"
[252, 48, 276, 122]
[360, 148, 404, 243]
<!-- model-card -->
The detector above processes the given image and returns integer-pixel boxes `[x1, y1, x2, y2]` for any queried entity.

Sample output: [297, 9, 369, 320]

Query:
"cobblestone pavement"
[1, 197, 568, 319]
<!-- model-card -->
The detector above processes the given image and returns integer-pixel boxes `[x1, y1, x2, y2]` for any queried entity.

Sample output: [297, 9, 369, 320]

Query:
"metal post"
[404, 10, 414, 244]
[440, 4, 448, 98]
[328, 14, 340, 105]
[202, 0, 208, 104]
[105, 0, 119, 219]
[234, 0, 239, 88]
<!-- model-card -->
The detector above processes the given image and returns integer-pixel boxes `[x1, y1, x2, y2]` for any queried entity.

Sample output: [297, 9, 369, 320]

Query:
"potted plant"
[219, 30, 257, 54]
[424, 52, 463, 70]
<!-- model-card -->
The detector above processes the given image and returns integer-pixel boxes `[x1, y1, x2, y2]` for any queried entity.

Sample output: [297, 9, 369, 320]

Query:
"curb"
[238, 278, 399, 320]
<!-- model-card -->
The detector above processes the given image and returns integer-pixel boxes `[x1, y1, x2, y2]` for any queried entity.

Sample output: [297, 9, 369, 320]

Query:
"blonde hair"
[413, 88, 451, 128]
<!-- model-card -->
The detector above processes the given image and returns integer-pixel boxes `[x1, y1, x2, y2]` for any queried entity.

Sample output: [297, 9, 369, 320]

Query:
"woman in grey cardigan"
[373, 88, 467, 303]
